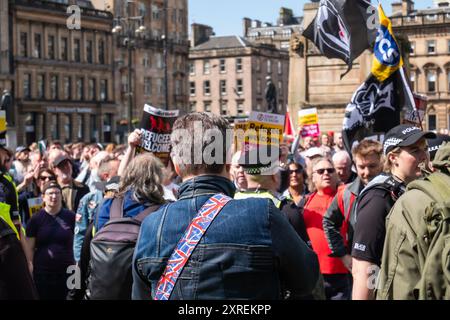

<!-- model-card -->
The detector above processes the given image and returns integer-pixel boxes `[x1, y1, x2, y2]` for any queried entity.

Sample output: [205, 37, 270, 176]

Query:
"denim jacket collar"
[178, 175, 236, 200]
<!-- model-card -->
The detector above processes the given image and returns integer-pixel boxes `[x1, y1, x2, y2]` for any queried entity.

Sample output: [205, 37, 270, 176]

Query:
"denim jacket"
[132, 175, 319, 300]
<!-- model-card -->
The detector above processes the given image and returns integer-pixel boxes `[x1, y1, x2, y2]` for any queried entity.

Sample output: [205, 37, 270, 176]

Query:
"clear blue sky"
[189, 0, 433, 37]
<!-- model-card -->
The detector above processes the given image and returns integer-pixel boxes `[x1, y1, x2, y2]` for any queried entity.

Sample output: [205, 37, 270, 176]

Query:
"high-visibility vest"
[234, 190, 282, 208]
[0, 173, 21, 239]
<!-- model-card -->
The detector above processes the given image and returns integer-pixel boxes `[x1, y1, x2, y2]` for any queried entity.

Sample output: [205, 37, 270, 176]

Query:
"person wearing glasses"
[322, 140, 384, 288]
[18, 168, 57, 226]
[25, 181, 75, 300]
[351, 125, 435, 300]
[303, 157, 351, 300]
[282, 156, 308, 207]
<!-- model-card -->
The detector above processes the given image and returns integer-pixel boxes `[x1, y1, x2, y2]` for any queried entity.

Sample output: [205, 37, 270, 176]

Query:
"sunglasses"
[314, 168, 336, 175]
[39, 175, 55, 181]
[288, 168, 303, 174]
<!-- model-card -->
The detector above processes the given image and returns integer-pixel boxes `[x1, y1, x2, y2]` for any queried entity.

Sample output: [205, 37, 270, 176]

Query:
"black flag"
[342, 72, 402, 153]
[303, 0, 377, 74]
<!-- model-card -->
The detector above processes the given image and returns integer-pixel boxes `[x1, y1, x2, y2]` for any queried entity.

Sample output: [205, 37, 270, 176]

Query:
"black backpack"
[87, 197, 160, 300]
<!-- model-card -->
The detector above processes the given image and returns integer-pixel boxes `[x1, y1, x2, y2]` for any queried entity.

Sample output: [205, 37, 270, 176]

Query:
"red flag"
[284, 111, 294, 137]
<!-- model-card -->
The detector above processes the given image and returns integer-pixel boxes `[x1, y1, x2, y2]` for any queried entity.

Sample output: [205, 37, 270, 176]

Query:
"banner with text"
[245, 111, 285, 148]
[138, 104, 179, 162]
[298, 108, 320, 138]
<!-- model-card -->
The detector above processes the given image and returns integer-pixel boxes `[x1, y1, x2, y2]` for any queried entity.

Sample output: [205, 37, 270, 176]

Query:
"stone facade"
[288, 0, 450, 134]
[106, 0, 189, 127]
[11, 0, 117, 146]
[189, 31, 289, 118]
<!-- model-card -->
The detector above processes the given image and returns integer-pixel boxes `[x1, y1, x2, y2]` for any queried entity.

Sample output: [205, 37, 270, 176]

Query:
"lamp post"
[112, 0, 146, 134]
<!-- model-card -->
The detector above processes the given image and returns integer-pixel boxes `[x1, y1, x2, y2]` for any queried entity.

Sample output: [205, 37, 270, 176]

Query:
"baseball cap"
[52, 153, 71, 167]
[383, 124, 436, 155]
[238, 146, 280, 176]
[427, 134, 450, 161]
[303, 147, 325, 159]
[16, 146, 30, 154]
[42, 181, 62, 194]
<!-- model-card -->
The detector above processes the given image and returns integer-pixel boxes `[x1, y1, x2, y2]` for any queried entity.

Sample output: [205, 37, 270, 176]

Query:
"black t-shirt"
[351, 187, 395, 266]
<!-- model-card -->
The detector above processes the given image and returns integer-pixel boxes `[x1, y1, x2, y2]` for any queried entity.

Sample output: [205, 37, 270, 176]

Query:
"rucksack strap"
[109, 197, 125, 220]
[154, 193, 232, 300]
[134, 204, 161, 223]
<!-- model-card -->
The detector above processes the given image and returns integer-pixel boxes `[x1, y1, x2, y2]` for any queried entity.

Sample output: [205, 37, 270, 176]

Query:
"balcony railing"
[391, 12, 450, 28]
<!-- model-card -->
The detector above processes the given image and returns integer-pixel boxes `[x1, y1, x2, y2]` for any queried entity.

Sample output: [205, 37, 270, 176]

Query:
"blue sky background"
[189, 0, 432, 37]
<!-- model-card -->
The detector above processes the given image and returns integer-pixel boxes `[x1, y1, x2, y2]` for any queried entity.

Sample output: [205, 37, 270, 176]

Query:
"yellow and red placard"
[298, 108, 320, 138]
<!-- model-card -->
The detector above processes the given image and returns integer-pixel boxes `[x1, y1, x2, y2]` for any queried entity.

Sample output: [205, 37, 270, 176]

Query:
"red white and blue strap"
[154, 193, 232, 300]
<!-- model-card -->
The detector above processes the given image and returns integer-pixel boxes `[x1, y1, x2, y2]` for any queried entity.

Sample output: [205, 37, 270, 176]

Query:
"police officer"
[351, 125, 436, 300]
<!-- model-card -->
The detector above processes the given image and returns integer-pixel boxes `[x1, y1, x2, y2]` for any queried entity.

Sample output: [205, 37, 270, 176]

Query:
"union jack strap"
[154, 193, 232, 300]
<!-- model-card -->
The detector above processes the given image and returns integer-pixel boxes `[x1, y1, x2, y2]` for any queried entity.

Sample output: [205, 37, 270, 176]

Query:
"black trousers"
[323, 273, 353, 300]
[33, 271, 69, 300]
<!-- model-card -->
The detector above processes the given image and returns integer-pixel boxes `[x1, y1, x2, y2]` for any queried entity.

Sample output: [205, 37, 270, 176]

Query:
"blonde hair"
[117, 153, 166, 204]
[383, 147, 401, 172]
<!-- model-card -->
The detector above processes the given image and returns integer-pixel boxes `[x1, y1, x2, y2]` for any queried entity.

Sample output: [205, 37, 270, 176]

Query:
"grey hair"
[117, 153, 165, 204]
[170, 112, 232, 178]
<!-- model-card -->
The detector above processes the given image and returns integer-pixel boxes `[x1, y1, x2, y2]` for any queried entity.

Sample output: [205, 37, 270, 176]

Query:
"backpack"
[408, 172, 450, 300]
[87, 197, 161, 300]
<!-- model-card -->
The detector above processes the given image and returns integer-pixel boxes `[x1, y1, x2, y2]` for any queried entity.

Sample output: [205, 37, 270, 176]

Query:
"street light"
[112, 1, 146, 134]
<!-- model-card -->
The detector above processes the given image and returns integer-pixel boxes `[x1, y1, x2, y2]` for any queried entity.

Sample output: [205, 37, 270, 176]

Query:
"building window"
[77, 77, 84, 100]
[88, 78, 96, 100]
[267, 59, 272, 73]
[64, 114, 72, 143]
[90, 114, 98, 142]
[428, 113, 437, 131]
[189, 101, 196, 112]
[257, 79, 262, 95]
[410, 73, 416, 91]
[86, 40, 93, 64]
[203, 60, 210, 74]
[20, 32, 28, 57]
[175, 80, 182, 95]
[189, 81, 196, 96]
[427, 40, 436, 55]
[74, 38, 81, 62]
[144, 77, 152, 96]
[219, 59, 226, 73]
[77, 114, 84, 141]
[220, 102, 227, 115]
[203, 81, 211, 95]
[152, 4, 160, 20]
[64, 77, 71, 100]
[236, 79, 243, 94]
[189, 62, 195, 75]
[236, 58, 243, 72]
[427, 71, 436, 92]
[143, 53, 150, 67]
[204, 101, 211, 112]
[448, 72, 450, 92]
[156, 53, 163, 69]
[410, 41, 415, 55]
[51, 114, 59, 140]
[237, 102, 244, 115]
[37, 74, 45, 99]
[48, 35, 55, 60]
[278, 81, 283, 92]
[61, 37, 68, 61]
[50, 75, 58, 100]
[100, 80, 108, 101]
[98, 40, 105, 64]
[157, 79, 163, 95]
[220, 80, 227, 96]
[34, 33, 42, 58]
[23, 73, 31, 98]
[278, 61, 283, 75]
[103, 114, 112, 142]
[256, 57, 261, 72]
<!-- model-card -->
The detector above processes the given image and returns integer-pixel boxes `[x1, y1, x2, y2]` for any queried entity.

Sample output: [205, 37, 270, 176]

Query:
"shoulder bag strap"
[154, 193, 232, 300]
[134, 204, 162, 223]
[109, 197, 125, 220]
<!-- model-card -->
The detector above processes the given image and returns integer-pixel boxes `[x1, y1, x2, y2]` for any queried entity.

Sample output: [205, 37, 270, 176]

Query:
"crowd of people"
[0, 112, 449, 300]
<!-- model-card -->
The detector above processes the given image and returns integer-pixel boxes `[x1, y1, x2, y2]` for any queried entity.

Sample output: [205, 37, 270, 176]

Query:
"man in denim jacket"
[132, 112, 319, 300]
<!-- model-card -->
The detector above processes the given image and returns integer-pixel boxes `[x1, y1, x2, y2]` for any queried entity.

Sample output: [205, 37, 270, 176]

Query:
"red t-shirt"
[303, 191, 349, 275]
